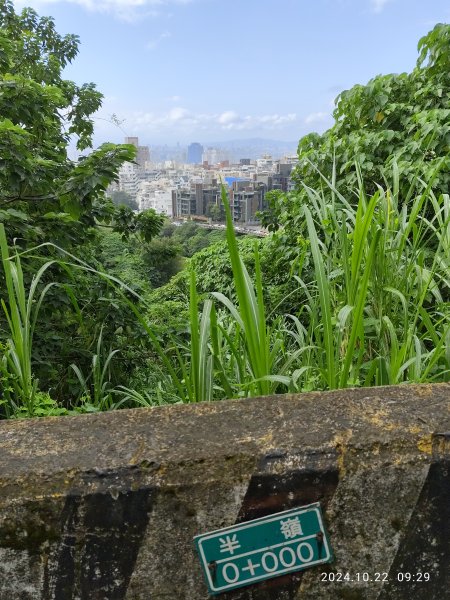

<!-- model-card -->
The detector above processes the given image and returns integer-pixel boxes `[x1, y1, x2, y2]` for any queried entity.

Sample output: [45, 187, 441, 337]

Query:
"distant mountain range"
[148, 138, 299, 162]
[207, 138, 299, 158]
[208, 137, 298, 149]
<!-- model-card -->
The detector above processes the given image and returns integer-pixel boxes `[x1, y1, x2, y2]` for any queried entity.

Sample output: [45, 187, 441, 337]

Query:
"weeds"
[0, 224, 56, 417]
[70, 327, 121, 411]
[1, 164, 449, 416]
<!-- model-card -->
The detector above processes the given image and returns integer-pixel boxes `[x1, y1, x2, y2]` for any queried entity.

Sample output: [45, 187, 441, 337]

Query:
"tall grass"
[48, 187, 293, 403]
[70, 326, 121, 411]
[293, 164, 450, 389]
[0, 224, 56, 416]
[210, 186, 290, 396]
[1, 164, 448, 415]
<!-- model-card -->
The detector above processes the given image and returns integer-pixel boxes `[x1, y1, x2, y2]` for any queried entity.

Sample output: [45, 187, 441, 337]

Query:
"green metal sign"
[194, 502, 333, 595]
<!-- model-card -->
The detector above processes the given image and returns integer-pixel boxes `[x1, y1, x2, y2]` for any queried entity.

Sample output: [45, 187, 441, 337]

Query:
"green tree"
[256, 24, 450, 314]
[169, 221, 226, 257]
[110, 190, 138, 211]
[255, 190, 283, 232]
[206, 202, 223, 222]
[291, 24, 450, 202]
[0, 1, 164, 410]
[143, 237, 183, 287]
[0, 1, 162, 245]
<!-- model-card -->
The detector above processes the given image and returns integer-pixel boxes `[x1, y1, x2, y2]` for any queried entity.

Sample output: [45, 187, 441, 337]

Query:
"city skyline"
[14, 0, 450, 148]
[111, 133, 299, 225]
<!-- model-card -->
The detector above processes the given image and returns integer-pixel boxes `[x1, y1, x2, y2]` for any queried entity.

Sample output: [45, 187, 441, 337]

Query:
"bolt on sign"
[194, 502, 333, 595]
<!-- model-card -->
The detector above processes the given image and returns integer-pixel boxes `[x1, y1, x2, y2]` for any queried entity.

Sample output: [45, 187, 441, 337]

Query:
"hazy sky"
[14, 0, 450, 147]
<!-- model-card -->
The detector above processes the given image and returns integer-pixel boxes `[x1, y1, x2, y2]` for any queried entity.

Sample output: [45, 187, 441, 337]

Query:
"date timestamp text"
[320, 572, 431, 583]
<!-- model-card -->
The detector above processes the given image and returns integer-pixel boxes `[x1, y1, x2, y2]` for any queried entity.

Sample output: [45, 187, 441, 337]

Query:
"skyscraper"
[187, 142, 203, 165]
[124, 136, 150, 170]
[125, 137, 139, 147]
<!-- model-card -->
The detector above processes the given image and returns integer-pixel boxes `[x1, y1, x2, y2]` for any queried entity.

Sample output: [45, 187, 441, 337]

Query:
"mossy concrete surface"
[0, 383, 449, 599]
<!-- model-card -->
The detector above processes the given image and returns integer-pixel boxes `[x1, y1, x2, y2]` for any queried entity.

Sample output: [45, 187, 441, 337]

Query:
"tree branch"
[1, 194, 57, 204]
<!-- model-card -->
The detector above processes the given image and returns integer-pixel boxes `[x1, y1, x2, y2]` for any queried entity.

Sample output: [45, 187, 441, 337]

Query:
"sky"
[13, 0, 450, 148]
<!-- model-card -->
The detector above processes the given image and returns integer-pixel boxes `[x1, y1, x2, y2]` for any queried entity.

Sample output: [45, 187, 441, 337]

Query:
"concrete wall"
[0, 383, 449, 600]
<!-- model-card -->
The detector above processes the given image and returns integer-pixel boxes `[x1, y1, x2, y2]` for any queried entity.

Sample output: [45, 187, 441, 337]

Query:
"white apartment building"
[137, 182, 174, 217]
[201, 147, 229, 165]
[256, 154, 274, 171]
[118, 162, 139, 198]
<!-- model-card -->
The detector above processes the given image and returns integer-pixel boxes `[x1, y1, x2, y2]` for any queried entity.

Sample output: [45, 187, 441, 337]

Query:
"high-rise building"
[125, 137, 139, 147]
[124, 136, 150, 171]
[230, 180, 263, 223]
[187, 142, 203, 164]
[137, 183, 173, 216]
[118, 161, 138, 198]
[172, 181, 221, 218]
[271, 163, 293, 192]
[201, 147, 228, 166]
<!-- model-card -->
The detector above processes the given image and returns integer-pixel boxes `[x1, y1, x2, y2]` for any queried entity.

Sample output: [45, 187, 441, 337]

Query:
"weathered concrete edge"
[0, 383, 449, 496]
[0, 384, 450, 600]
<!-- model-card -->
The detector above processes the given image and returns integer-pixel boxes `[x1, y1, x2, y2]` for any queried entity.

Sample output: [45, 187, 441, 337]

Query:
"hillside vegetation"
[0, 1, 449, 417]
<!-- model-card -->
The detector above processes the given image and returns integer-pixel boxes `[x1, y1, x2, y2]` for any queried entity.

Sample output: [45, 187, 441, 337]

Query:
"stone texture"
[0, 383, 449, 599]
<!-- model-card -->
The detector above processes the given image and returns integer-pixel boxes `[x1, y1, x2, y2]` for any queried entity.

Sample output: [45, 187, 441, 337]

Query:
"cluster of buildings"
[109, 138, 298, 224]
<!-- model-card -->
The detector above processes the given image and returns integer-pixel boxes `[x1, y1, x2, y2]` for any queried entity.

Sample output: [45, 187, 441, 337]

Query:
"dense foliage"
[260, 23, 450, 315]
[0, 1, 166, 413]
[0, 7, 449, 418]
[293, 24, 450, 200]
[0, 0, 163, 246]
[110, 190, 138, 211]
[160, 220, 226, 257]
